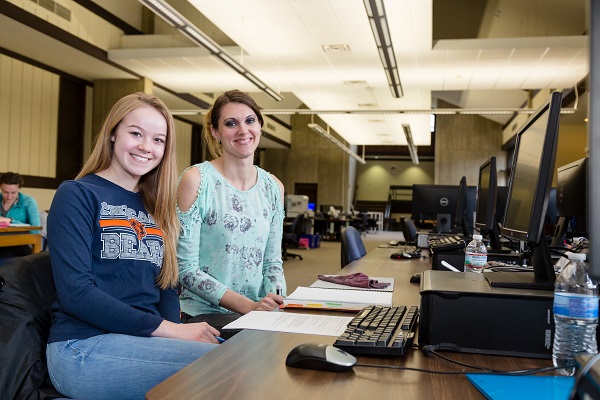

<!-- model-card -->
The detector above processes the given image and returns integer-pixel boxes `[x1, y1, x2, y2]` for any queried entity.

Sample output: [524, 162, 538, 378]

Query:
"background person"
[177, 89, 286, 337]
[0, 172, 41, 265]
[46, 92, 219, 400]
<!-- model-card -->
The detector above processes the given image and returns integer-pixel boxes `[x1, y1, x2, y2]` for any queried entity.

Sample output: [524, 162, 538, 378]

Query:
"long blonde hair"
[77, 92, 179, 289]
[203, 89, 264, 159]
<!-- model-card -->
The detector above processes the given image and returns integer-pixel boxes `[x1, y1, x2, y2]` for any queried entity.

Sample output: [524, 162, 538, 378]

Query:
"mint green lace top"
[177, 161, 286, 316]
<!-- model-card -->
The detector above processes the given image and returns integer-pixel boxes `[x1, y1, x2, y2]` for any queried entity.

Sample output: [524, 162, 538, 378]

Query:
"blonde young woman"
[46, 93, 218, 400]
[177, 90, 287, 336]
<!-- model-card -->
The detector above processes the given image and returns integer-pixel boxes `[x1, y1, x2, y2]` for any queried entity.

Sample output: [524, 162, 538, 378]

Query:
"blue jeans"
[47, 334, 217, 400]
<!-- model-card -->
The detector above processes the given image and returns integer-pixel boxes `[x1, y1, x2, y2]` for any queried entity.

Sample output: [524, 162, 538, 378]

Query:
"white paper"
[222, 311, 353, 336]
[285, 286, 393, 309]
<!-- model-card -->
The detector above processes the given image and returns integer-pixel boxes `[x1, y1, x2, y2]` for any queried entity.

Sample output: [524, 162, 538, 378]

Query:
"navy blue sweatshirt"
[47, 174, 180, 343]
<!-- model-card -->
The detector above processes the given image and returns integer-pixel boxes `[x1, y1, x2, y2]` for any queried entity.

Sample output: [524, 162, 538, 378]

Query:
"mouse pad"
[466, 373, 574, 400]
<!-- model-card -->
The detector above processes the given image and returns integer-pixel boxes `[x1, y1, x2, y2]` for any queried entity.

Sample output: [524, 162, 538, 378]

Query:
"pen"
[216, 336, 226, 343]
[276, 282, 283, 296]
[441, 260, 460, 272]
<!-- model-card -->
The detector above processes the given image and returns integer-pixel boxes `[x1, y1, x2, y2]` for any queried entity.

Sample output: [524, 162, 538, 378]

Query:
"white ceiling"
[0, 0, 590, 148]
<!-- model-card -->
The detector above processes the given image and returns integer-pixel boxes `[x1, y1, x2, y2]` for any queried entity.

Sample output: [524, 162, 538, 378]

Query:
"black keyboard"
[333, 305, 419, 356]
[428, 235, 466, 252]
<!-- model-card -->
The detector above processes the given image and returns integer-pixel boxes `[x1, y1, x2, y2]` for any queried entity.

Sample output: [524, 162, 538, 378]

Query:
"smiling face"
[107, 105, 167, 189]
[211, 102, 262, 160]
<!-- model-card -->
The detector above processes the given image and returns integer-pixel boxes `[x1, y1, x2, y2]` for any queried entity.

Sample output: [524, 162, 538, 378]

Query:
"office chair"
[0, 252, 68, 399]
[282, 213, 305, 261]
[403, 218, 418, 242]
[340, 226, 367, 268]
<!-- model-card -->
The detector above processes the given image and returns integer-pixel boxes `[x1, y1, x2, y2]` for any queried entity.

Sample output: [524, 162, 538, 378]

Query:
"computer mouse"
[390, 252, 412, 259]
[285, 343, 357, 372]
[410, 272, 421, 284]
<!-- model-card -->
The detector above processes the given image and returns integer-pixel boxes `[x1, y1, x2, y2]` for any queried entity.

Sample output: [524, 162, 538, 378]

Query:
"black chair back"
[0, 252, 66, 399]
[340, 226, 367, 268]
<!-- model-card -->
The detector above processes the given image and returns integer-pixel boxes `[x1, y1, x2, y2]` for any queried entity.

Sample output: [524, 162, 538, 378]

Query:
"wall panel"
[174, 118, 192, 176]
[0, 54, 59, 177]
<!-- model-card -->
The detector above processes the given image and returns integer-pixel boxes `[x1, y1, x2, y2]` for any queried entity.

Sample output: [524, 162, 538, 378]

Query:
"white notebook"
[283, 286, 393, 311]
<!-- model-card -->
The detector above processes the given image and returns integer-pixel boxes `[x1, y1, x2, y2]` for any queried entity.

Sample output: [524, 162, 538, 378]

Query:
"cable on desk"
[568, 352, 600, 400]
[407, 344, 564, 376]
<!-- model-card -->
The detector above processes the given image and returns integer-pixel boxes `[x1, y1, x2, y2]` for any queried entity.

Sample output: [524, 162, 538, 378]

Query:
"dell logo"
[439, 197, 449, 207]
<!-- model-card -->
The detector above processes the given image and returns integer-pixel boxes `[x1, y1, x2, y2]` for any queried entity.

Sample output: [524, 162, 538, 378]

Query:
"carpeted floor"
[281, 229, 404, 294]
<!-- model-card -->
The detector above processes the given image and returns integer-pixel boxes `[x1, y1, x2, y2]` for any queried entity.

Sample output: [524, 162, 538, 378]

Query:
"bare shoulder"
[269, 173, 285, 201]
[177, 167, 202, 212]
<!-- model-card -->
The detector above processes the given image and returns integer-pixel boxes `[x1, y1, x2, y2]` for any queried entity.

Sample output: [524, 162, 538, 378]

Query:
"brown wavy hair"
[203, 89, 264, 159]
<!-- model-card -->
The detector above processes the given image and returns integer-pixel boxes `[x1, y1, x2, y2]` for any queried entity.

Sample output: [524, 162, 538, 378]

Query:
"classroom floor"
[282, 230, 404, 294]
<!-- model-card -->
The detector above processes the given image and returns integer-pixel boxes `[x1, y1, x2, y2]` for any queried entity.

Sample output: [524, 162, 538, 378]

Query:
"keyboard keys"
[334, 305, 419, 357]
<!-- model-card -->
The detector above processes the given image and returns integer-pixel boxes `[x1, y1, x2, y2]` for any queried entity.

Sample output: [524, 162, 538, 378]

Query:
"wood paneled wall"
[0, 54, 59, 177]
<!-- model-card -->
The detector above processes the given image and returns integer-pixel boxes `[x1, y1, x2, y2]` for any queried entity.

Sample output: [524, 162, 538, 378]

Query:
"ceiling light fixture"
[137, 0, 283, 102]
[402, 124, 419, 165]
[171, 107, 578, 116]
[364, 0, 403, 98]
[307, 123, 366, 164]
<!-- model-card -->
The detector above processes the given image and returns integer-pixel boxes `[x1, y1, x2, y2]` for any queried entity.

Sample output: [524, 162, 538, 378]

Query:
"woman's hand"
[252, 293, 284, 312]
[152, 320, 221, 343]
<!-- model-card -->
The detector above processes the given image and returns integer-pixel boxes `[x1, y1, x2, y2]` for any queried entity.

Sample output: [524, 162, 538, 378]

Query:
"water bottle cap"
[472, 234, 483, 240]
[566, 252, 586, 261]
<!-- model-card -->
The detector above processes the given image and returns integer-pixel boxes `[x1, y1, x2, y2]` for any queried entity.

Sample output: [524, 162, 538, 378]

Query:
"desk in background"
[146, 248, 550, 400]
[0, 226, 43, 254]
[311, 217, 361, 241]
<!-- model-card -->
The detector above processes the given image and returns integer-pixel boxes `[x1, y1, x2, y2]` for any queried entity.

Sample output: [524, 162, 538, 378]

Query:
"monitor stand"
[483, 238, 556, 291]
[484, 272, 555, 291]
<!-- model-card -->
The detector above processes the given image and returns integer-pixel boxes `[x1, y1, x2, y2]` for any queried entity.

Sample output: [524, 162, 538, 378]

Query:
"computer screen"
[495, 186, 508, 226]
[552, 157, 588, 246]
[454, 176, 473, 237]
[475, 157, 503, 250]
[411, 184, 476, 234]
[485, 91, 563, 290]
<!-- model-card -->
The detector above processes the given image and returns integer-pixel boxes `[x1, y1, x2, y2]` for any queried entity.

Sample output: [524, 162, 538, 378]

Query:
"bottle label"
[554, 293, 599, 319]
[465, 253, 487, 269]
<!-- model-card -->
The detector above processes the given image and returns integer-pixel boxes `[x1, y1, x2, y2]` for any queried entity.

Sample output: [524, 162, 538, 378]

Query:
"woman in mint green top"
[177, 90, 286, 334]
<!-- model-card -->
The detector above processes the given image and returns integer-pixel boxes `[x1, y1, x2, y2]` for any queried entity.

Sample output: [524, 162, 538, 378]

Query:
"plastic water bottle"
[464, 234, 487, 273]
[552, 252, 598, 376]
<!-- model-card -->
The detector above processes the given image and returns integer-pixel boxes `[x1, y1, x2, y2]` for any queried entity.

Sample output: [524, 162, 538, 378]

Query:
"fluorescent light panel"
[173, 107, 578, 116]
[138, 0, 283, 102]
[402, 124, 419, 165]
[364, 0, 403, 98]
[307, 123, 366, 164]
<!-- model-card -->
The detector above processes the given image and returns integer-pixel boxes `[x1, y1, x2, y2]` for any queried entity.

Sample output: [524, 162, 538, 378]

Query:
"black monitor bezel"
[500, 91, 562, 246]
[486, 91, 562, 290]
[475, 157, 497, 231]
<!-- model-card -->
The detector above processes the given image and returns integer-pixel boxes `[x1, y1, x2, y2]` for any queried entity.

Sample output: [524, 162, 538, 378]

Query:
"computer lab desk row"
[146, 248, 550, 400]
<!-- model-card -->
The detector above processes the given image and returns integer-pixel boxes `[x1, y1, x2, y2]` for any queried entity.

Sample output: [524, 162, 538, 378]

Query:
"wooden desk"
[146, 248, 550, 400]
[0, 226, 43, 254]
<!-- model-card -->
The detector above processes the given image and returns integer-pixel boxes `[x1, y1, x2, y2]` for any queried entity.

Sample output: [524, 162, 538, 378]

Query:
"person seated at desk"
[177, 90, 286, 338]
[46, 93, 219, 400]
[0, 172, 41, 266]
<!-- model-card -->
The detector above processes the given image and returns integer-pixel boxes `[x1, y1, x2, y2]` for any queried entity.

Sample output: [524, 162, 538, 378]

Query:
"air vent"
[29, 0, 71, 21]
[322, 44, 351, 53]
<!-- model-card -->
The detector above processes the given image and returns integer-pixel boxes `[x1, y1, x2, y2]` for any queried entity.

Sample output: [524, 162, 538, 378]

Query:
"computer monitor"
[454, 176, 473, 237]
[485, 91, 563, 291]
[475, 157, 503, 251]
[411, 184, 476, 234]
[552, 157, 588, 246]
[495, 186, 508, 226]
